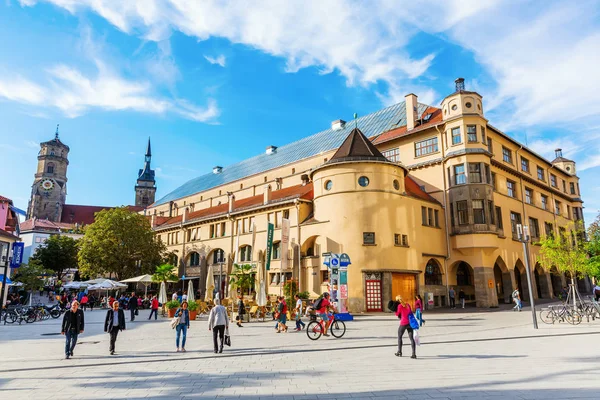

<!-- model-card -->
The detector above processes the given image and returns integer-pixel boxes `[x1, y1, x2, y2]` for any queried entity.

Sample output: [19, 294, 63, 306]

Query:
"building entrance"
[391, 273, 416, 310]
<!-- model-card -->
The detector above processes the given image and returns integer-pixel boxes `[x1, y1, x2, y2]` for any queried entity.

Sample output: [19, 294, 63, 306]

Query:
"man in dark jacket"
[129, 292, 138, 322]
[104, 301, 126, 355]
[61, 300, 84, 359]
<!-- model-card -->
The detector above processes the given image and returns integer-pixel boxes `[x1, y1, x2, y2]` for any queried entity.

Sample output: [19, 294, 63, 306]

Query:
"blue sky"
[1, 0, 599, 224]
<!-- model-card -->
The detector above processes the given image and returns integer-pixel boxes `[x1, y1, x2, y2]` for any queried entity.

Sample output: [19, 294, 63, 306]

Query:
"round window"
[393, 180, 400, 190]
[465, 102, 472, 108]
[358, 176, 370, 187]
[451, 104, 458, 111]
[325, 180, 333, 191]
[566, 166, 571, 172]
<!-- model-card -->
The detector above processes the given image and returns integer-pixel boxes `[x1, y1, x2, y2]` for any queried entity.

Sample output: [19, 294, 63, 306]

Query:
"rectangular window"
[567, 205, 571, 219]
[451, 127, 462, 145]
[484, 164, 491, 184]
[510, 211, 522, 239]
[525, 188, 532, 204]
[428, 208, 434, 226]
[414, 137, 439, 157]
[394, 234, 401, 246]
[550, 174, 557, 188]
[421, 206, 427, 225]
[469, 163, 482, 183]
[434, 210, 439, 228]
[521, 157, 530, 173]
[570, 182, 575, 195]
[450, 204, 455, 227]
[506, 180, 516, 198]
[495, 206, 503, 229]
[487, 137, 493, 153]
[363, 232, 375, 245]
[537, 167, 545, 181]
[541, 195, 548, 210]
[402, 234, 409, 246]
[457, 201, 468, 225]
[481, 126, 486, 143]
[562, 180, 567, 193]
[491, 172, 496, 190]
[473, 200, 485, 224]
[382, 147, 400, 162]
[555, 201, 561, 215]
[502, 146, 513, 163]
[529, 217, 540, 239]
[467, 125, 477, 142]
[220, 222, 226, 236]
[545, 222, 554, 238]
[454, 164, 466, 185]
[488, 201, 495, 225]
[210, 225, 216, 238]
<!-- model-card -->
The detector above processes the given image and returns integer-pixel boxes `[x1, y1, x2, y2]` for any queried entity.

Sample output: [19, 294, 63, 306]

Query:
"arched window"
[189, 252, 200, 266]
[170, 254, 178, 267]
[456, 262, 472, 286]
[212, 249, 225, 264]
[46, 163, 55, 174]
[272, 241, 281, 259]
[425, 259, 443, 285]
[239, 245, 252, 262]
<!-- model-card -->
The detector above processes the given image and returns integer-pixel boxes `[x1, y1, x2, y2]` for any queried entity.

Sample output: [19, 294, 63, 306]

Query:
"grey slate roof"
[153, 101, 430, 206]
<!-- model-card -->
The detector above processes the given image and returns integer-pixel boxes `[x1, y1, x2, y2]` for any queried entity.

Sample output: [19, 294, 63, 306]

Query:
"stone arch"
[208, 248, 226, 265]
[302, 235, 320, 257]
[534, 263, 551, 299]
[424, 259, 444, 286]
[550, 266, 564, 298]
[187, 251, 201, 267]
[493, 256, 513, 304]
[450, 261, 475, 305]
[514, 259, 529, 300]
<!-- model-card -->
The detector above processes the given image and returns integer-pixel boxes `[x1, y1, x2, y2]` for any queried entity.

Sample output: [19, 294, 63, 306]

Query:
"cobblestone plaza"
[1, 308, 599, 400]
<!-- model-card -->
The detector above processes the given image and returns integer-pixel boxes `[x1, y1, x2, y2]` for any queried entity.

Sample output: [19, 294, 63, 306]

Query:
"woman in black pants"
[394, 295, 416, 359]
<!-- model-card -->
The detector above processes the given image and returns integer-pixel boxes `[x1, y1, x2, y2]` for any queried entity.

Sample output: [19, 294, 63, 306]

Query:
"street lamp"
[517, 224, 538, 329]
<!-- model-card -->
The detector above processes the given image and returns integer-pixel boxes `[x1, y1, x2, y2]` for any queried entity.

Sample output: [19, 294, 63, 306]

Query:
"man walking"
[458, 289, 466, 309]
[449, 287, 456, 309]
[148, 295, 159, 320]
[61, 300, 84, 359]
[129, 292, 138, 321]
[104, 301, 126, 355]
[294, 294, 305, 331]
[208, 298, 228, 353]
[512, 287, 522, 311]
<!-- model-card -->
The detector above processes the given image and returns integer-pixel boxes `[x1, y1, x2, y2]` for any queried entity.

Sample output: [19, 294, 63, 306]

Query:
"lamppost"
[218, 256, 225, 300]
[517, 223, 538, 329]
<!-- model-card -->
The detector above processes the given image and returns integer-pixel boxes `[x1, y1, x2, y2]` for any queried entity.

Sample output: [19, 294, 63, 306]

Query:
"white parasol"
[87, 279, 127, 290]
[187, 280, 195, 303]
[257, 280, 267, 307]
[158, 281, 167, 304]
[205, 265, 214, 301]
[63, 281, 89, 290]
[120, 274, 153, 296]
[84, 278, 108, 285]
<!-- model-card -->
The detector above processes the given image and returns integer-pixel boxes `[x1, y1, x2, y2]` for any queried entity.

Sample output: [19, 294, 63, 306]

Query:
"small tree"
[12, 260, 52, 304]
[586, 213, 600, 281]
[152, 264, 178, 286]
[538, 222, 589, 307]
[228, 264, 254, 297]
[29, 235, 79, 281]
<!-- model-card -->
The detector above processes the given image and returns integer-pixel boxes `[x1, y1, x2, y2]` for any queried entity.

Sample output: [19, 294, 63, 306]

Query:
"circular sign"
[331, 258, 339, 266]
[40, 179, 54, 191]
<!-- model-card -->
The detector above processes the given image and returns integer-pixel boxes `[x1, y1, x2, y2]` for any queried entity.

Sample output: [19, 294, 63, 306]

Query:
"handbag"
[408, 312, 420, 330]
[224, 327, 231, 347]
[414, 330, 421, 346]
[170, 314, 181, 329]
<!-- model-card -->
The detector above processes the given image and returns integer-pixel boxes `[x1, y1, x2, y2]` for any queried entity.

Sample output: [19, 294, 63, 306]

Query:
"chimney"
[182, 207, 189, 223]
[213, 166, 223, 174]
[263, 184, 272, 205]
[227, 192, 235, 213]
[266, 145, 277, 155]
[275, 177, 283, 190]
[405, 93, 418, 131]
[151, 214, 156, 228]
[301, 174, 309, 186]
[555, 148, 563, 158]
[455, 77, 465, 92]
[331, 119, 346, 130]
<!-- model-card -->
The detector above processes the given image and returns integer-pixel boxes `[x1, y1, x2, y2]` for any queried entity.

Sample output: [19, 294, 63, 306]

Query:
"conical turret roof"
[327, 127, 389, 164]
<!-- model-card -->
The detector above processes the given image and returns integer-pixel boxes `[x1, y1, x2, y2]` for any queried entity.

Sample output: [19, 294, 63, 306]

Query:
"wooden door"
[391, 273, 416, 310]
[365, 279, 382, 312]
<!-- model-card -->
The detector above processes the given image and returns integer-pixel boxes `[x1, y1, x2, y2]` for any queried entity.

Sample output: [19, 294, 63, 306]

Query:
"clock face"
[40, 179, 54, 191]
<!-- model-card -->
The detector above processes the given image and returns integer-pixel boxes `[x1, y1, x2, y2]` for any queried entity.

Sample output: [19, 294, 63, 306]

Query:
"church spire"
[55, 124, 60, 140]
[137, 137, 155, 182]
[145, 137, 151, 158]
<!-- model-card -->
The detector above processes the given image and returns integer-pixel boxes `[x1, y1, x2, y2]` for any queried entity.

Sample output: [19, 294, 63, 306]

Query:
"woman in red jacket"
[395, 295, 416, 359]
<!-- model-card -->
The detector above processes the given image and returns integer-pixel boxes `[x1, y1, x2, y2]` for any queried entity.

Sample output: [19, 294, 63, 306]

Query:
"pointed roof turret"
[41, 123, 70, 150]
[145, 137, 152, 157]
[327, 127, 389, 164]
[137, 137, 155, 182]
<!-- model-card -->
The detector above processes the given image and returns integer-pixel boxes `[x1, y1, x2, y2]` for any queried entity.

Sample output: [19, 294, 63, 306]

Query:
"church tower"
[27, 125, 69, 222]
[135, 138, 156, 207]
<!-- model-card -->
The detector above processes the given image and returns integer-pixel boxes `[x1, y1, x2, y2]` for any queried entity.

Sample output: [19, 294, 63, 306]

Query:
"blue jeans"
[295, 314, 305, 329]
[65, 330, 78, 356]
[415, 309, 423, 327]
[148, 309, 158, 320]
[176, 324, 188, 348]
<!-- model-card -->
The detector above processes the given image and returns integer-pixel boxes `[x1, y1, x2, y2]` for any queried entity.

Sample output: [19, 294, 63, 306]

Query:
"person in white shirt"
[294, 294, 305, 331]
[208, 298, 229, 353]
[182, 291, 188, 302]
[172, 292, 178, 301]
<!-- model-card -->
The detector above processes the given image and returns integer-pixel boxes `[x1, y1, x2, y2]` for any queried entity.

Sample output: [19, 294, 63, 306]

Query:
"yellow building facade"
[147, 78, 587, 312]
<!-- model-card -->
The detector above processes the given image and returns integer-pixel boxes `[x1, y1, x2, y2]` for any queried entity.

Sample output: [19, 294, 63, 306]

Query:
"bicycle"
[306, 312, 346, 340]
[539, 304, 582, 325]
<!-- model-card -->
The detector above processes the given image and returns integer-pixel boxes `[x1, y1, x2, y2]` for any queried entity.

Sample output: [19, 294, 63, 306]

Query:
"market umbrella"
[120, 274, 153, 297]
[158, 281, 167, 304]
[205, 265, 214, 301]
[63, 281, 88, 290]
[187, 280, 195, 303]
[87, 279, 127, 290]
[84, 278, 108, 285]
[257, 280, 267, 307]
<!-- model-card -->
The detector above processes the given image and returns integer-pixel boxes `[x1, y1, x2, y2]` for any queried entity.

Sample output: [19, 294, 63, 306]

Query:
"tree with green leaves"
[228, 263, 254, 296]
[29, 235, 79, 281]
[537, 221, 590, 307]
[152, 263, 178, 285]
[587, 213, 600, 280]
[78, 207, 166, 281]
[12, 260, 52, 304]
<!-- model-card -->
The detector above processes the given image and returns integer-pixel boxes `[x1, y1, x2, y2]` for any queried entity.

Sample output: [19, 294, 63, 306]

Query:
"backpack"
[313, 298, 324, 310]
[387, 300, 399, 312]
[282, 301, 288, 314]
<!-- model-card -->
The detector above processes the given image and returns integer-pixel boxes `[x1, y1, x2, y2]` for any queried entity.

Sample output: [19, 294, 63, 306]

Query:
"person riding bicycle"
[317, 292, 334, 337]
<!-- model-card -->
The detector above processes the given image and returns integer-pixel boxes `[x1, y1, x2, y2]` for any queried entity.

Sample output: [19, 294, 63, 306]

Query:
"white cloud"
[0, 75, 46, 104]
[24, 140, 39, 148]
[204, 54, 226, 68]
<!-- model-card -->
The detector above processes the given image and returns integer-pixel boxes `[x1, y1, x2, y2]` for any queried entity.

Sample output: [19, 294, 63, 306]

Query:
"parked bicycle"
[306, 312, 346, 340]
[539, 304, 582, 325]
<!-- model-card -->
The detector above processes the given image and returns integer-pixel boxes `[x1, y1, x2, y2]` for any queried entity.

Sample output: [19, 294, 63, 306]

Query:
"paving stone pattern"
[0, 307, 599, 400]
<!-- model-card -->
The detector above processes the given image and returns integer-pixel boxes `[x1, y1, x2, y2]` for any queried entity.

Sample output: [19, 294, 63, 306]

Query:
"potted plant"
[229, 263, 255, 322]
[187, 300, 199, 320]
[166, 300, 180, 318]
